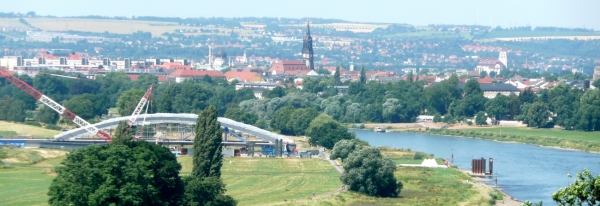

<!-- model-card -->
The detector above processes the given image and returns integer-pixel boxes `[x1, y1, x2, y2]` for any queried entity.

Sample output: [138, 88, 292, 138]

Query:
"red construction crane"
[127, 85, 154, 126]
[127, 85, 154, 139]
[0, 69, 112, 141]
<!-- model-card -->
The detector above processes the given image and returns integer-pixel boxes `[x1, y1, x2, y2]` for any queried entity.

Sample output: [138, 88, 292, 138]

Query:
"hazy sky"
[2, 0, 599, 29]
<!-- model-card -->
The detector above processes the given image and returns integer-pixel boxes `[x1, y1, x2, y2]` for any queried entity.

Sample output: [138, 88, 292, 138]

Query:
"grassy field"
[467, 127, 600, 143]
[0, 18, 26, 27]
[24, 18, 262, 38]
[0, 121, 60, 138]
[179, 156, 341, 206]
[0, 148, 66, 206]
[288, 166, 494, 206]
[0, 147, 502, 206]
[482, 31, 600, 38]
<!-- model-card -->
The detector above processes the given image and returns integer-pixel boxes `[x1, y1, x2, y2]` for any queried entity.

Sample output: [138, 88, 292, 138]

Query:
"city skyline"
[1, 0, 600, 30]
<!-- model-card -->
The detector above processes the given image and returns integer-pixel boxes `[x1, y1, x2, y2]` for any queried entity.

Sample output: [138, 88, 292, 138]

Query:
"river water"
[353, 129, 600, 205]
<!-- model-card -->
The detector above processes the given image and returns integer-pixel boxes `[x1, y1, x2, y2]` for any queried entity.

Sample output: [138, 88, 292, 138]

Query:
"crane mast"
[0, 69, 111, 141]
[127, 85, 153, 126]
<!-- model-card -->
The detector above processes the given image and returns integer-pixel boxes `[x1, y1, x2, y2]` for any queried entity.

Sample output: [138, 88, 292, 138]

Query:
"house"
[433, 82, 520, 98]
[224, 70, 263, 82]
[235, 82, 279, 99]
[169, 69, 225, 83]
[268, 60, 311, 76]
[475, 49, 507, 75]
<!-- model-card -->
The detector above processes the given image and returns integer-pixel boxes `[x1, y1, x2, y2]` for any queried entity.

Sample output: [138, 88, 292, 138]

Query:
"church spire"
[302, 19, 314, 70]
[306, 19, 311, 36]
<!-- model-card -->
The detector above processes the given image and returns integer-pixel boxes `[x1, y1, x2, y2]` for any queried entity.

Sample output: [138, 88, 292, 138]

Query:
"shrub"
[467, 121, 473, 126]
[45, 124, 62, 131]
[24, 121, 42, 127]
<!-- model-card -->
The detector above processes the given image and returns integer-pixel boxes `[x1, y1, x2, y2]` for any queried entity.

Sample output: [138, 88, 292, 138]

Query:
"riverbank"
[399, 128, 600, 153]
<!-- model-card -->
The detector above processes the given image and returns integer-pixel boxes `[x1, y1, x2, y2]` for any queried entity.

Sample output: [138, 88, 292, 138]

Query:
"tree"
[334, 66, 341, 85]
[270, 106, 296, 135]
[485, 93, 510, 123]
[526, 102, 550, 128]
[306, 114, 355, 149]
[519, 87, 537, 104]
[287, 108, 319, 136]
[36, 105, 59, 125]
[359, 66, 367, 84]
[433, 114, 442, 123]
[479, 71, 488, 78]
[64, 96, 95, 120]
[116, 89, 145, 116]
[192, 105, 223, 179]
[7, 99, 26, 122]
[463, 78, 483, 96]
[593, 79, 600, 89]
[341, 147, 402, 197]
[48, 141, 184, 205]
[183, 176, 236, 206]
[262, 86, 285, 99]
[552, 169, 600, 205]
[475, 111, 487, 126]
[330, 139, 359, 162]
[184, 105, 236, 206]
[507, 92, 521, 120]
[224, 107, 258, 125]
[111, 121, 133, 146]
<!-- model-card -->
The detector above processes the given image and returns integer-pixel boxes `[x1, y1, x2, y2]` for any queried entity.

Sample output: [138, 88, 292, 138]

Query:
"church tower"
[302, 20, 314, 70]
[499, 49, 507, 68]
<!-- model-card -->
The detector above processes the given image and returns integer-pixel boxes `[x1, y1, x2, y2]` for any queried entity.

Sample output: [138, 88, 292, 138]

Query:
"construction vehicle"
[0, 68, 112, 141]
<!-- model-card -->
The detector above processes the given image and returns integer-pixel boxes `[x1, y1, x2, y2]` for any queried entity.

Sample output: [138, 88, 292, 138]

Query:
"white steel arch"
[55, 113, 293, 144]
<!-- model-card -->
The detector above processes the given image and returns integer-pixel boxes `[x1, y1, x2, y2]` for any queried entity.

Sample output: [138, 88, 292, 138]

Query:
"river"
[353, 129, 600, 205]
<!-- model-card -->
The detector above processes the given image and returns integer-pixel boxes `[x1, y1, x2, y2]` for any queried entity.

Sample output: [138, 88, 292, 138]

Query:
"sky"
[2, 0, 599, 30]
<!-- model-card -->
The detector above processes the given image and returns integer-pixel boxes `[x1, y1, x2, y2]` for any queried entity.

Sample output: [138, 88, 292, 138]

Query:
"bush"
[467, 121, 473, 126]
[45, 124, 62, 131]
[24, 121, 42, 127]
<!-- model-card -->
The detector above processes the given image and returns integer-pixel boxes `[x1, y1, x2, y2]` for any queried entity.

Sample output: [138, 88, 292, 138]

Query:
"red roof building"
[224, 71, 263, 82]
[268, 60, 311, 76]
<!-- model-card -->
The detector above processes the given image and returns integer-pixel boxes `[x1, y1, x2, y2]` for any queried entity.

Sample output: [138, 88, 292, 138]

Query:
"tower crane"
[0, 69, 112, 141]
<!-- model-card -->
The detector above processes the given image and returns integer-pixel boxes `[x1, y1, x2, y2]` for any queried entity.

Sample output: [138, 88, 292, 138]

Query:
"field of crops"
[24, 18, 262, 38]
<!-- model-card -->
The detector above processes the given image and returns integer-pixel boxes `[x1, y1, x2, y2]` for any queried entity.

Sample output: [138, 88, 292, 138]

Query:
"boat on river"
[373, 127, 385, 132]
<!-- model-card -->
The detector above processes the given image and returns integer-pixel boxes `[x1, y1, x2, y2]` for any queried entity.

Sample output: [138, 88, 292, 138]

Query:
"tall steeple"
[302, 19, 314, 70]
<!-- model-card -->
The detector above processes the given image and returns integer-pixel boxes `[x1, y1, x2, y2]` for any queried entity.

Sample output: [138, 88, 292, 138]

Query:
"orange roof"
[159, 62, 191, 70]
[477, 76, 493, 84]
[170, 69, 225, 78]
[224, 71, 261, 82]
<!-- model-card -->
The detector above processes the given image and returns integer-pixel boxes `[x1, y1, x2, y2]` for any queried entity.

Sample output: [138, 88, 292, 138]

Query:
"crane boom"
[0, 69, 111, 141]
[127, 85, 154, 126]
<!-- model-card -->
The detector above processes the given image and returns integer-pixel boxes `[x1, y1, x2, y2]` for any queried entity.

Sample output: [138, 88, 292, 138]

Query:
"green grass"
[0, 131, 18, 136]
[180, 157, 342, 206]
[467, 127, 600, 143]
[0, 149, 488, 206]
[288, 167, 480, 206]
[0, 151, 64, 206]
[0, 121, 60, 138]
